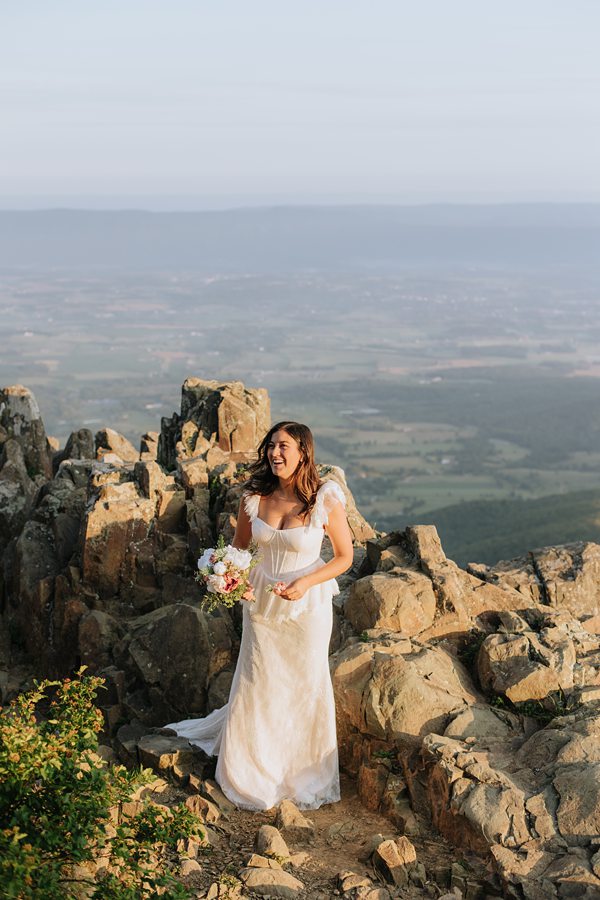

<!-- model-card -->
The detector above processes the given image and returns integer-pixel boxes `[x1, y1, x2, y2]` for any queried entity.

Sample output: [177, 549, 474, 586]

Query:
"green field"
[1, 267, 599, 565]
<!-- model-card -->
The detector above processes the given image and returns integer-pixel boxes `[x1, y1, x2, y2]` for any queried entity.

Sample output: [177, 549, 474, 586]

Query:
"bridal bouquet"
[196, 536, 258, 612]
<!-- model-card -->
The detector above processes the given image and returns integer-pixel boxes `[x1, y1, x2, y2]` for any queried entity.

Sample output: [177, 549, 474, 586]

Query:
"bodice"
[251, 516, 328, 579]
[243, 480, 346, 571]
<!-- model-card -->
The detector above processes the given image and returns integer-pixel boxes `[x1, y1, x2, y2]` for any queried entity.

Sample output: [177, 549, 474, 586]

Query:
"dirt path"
[151, 771, 494, 898]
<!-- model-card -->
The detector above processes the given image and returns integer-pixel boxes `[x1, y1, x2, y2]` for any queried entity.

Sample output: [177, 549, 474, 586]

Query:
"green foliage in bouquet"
[0, 669, 204, 899]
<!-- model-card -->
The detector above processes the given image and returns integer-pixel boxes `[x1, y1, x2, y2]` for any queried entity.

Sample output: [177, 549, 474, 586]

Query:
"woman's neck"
[273, 478, 296, 501]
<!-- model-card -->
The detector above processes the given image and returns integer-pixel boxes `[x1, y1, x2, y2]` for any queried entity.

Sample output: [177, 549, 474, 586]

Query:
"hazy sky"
[2, 1, 599, 207]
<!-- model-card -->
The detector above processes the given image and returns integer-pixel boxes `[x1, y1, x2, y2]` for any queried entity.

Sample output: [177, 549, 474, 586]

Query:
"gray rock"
[95, 427, 139, 463]
[254, 825, 290, 860]
[275, 799, 315, 843]
[238, 866, 304, 898]
[345, 570, 436, 636]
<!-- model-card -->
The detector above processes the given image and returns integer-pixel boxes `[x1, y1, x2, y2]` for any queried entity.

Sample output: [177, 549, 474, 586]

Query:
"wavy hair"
[244, 421, 322, 518]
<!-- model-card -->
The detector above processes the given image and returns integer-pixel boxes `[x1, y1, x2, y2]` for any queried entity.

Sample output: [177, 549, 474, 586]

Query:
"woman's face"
[267, 429, 302, 480]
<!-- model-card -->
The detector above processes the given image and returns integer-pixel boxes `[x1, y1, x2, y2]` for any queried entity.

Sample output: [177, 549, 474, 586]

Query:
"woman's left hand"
[278, 577, 310, 602]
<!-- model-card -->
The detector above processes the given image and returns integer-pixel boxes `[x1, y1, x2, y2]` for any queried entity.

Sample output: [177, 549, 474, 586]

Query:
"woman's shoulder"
[241, 490, 261, 522]
[315, 479, 346, 505]
[312, 479, 346, 526]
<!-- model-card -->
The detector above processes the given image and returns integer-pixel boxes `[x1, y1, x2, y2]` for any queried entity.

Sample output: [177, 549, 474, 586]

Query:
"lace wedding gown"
[166, 480, 346, 811]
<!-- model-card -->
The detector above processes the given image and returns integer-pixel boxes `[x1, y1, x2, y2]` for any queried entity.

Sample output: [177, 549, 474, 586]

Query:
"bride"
[167, 421, 353, 810]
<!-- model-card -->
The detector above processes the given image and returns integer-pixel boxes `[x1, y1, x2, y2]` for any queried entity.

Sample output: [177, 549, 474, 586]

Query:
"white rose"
[213, 561, 226, 575]
[224, 547, 252, 570]
[197, 548, 215, 570]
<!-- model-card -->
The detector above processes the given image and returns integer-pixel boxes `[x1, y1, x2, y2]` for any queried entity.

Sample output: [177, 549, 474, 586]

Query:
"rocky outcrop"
[4, 377, 600, 897]
[420, 700, 600, 896]
[0, 385, 55, 553]
[157, 377, 270, 471]
[0, 384, 54, 480]
[469, 541, 600, 630]
[0, 379, 373, 730]
[331, 535, 600, 896]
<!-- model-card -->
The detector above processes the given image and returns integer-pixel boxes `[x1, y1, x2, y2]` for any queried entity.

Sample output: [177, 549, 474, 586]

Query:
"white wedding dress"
[166, 480, 346, 811]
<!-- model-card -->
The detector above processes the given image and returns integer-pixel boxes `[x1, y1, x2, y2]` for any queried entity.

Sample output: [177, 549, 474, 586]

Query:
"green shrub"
[0, 669, 203, 899]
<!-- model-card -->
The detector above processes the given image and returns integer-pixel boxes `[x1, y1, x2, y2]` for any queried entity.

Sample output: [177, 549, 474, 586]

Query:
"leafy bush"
[0, 669, 204, 899]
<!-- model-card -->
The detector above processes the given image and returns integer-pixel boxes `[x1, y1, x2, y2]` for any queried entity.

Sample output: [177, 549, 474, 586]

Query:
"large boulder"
[345, 570, 436, 635]
[118, 602, 237, 724]
[331, 633, 479, 763]
[357, 525, 531, 642]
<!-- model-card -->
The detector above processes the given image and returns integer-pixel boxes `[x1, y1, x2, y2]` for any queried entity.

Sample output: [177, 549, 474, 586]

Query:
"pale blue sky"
[2, 1, 599, 207]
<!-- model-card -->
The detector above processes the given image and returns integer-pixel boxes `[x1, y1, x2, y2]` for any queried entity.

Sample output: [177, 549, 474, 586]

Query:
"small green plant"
[457, 630, 487, 671]
[372, 749, 396, 760]
[0, 668, 203, 899]
[489, 688, 580, 724]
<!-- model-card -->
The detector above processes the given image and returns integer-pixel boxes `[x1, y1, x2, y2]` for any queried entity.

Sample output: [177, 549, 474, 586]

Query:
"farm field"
[1, 265, 599, 563]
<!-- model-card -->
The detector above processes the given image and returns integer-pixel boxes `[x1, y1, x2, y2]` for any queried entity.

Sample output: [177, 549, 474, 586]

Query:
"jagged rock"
[360, 526, 530, 639]
[185, 794, 221, 823]
[246, 854, 282, 869]
[478, 633, 562, 702]
[134, 459, 167, 499]
[472, 543, 600, 627]
[81, 478, 155, 600]
[371, 836, 417, 886]
[421, 702, 600, 895]
[139, 431, 159, 460]
[156, 486, 186, 533]
[533, 543, 600, 622]
[275, 799, 315, 843]
[178, 456, 209, 491]
[0, 439, 36, 550]
[0, 384, 53, 479]
[78, 609, 122, 670]
[200, 778, 236, 814]
[345, 571, 436, 636]
[53, 428, 94, 472]
[468, 556, 544, 604]
[158, 378, 270, 470]
[254, 825, 290, 859]
[238, 866, 304, 898]
[95, 427, 139, 463]
[476, 610, 600, 707]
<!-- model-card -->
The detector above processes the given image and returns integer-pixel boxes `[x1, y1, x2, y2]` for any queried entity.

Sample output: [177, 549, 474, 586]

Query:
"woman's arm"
[279, 500, 353, 602]
[232, 496, 252, 550]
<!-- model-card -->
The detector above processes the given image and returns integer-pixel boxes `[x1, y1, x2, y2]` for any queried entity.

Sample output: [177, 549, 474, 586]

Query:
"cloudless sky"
[2, 1, 599, 207]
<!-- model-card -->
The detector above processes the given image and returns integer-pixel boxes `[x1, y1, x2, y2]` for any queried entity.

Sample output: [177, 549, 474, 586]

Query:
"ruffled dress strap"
[311, 480, 347, 529]
[243, 491, 260, 523]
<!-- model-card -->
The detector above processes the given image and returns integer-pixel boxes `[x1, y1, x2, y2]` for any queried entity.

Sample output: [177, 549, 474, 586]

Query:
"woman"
[167, 421, 353, 810]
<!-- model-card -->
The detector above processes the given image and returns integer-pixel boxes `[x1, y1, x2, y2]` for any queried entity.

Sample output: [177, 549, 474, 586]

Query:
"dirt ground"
[153, 771, 497, 899]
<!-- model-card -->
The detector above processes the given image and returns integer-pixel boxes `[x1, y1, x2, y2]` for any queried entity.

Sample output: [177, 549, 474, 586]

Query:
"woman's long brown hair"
[244, 421, 322, 518]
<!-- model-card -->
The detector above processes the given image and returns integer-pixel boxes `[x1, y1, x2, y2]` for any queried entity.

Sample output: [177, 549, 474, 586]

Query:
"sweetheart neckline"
[255, 516, 309, 533]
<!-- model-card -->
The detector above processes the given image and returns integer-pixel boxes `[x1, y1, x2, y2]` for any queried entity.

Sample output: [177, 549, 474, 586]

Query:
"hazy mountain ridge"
[2, 204, 600, 270]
